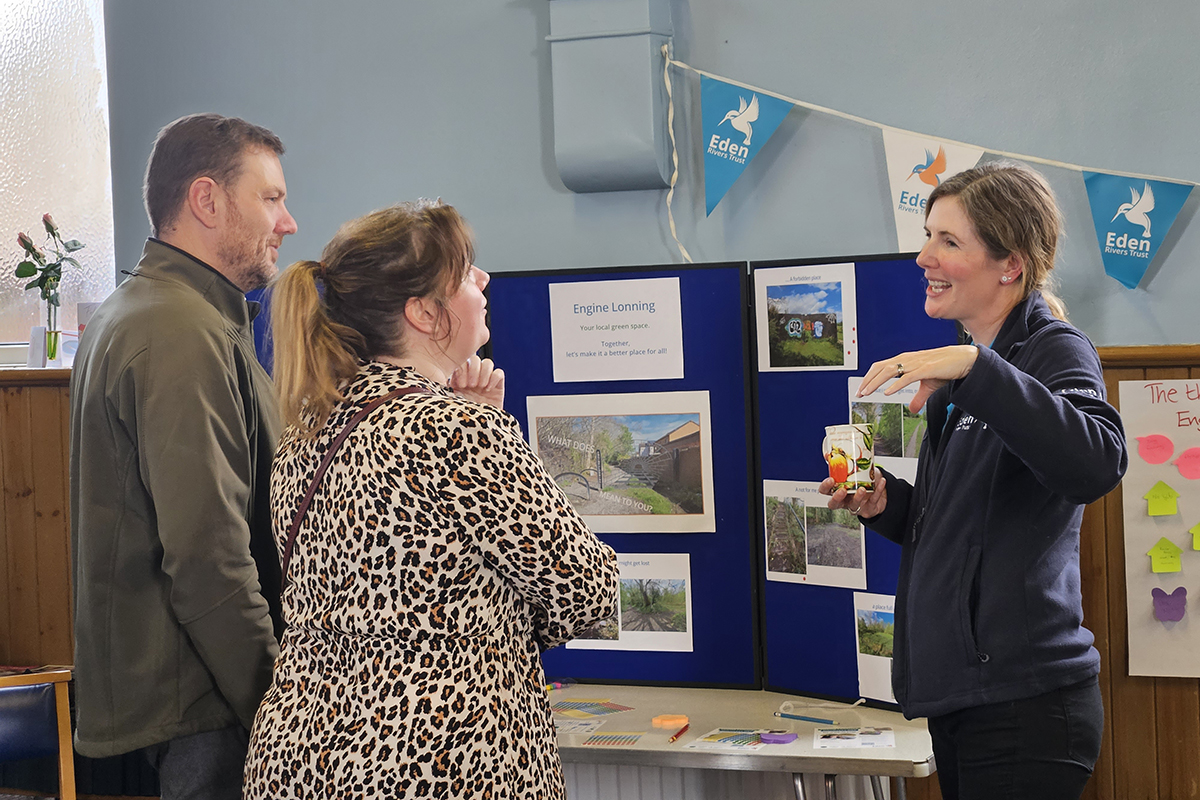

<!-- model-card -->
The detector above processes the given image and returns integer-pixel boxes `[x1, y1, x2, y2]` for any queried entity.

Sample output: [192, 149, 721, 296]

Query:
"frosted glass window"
[0, 0, 114, 342]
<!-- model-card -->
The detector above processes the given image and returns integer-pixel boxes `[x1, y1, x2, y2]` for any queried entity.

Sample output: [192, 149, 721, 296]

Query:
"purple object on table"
[760, 731, 798, 744]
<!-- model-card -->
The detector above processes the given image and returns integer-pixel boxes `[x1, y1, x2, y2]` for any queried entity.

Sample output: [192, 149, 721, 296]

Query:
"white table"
[554, 684, 935, 800]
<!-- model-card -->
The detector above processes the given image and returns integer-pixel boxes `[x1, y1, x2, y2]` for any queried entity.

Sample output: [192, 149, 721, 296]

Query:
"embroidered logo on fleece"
[1055, 387, 1101, 399]
[954, 413, 987, 432]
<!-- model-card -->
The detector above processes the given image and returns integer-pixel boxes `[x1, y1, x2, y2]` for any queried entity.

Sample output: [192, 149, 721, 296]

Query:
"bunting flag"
[701, 75, 793, 216]
[882, 130, 984, 252]
[1083, 172, 1193, 289]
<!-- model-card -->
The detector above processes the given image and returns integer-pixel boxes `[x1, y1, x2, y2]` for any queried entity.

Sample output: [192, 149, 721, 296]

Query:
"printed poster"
[882, 130, 984, 252]
[762, 480, 867, 590]
[526, 391, 715, 533]
[548, 277, 684, 383]
[848, 377, 923, 484]
[853, 592, 896, 703]
[814, 726, 896, 749]
[1118, 379, 1200, 677]
[567, 553, 693, 652]
[755, 263, 858, 372]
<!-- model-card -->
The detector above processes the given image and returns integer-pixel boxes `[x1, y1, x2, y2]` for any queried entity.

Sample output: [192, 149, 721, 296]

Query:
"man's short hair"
[143, 113, 285, 237]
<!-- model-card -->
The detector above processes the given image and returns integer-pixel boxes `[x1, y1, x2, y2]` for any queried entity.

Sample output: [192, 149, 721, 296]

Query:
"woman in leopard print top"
[243, 201, 619, 798]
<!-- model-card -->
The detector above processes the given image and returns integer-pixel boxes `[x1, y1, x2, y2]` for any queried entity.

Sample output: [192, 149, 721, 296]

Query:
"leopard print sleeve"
[434, 398, 619, 649]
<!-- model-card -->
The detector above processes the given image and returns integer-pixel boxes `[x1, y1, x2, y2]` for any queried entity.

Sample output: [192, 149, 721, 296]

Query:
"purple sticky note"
[1152, 587, 1187, 622]
[761, 731, 798, 744]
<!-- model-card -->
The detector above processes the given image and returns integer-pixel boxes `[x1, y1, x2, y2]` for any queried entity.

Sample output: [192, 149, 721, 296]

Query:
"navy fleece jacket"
[864, 292, 1127, 719]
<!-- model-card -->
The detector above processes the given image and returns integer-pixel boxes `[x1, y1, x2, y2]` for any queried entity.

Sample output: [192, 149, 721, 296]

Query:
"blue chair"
[0, 669, 75, 800]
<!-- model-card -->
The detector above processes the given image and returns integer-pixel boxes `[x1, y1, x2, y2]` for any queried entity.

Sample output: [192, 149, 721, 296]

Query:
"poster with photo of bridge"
[526, 391, 715, 533]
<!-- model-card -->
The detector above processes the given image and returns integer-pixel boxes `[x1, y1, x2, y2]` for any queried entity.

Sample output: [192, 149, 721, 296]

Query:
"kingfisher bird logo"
[907, 146, 947, 187]
[1112, 182, 1156, 237]
[719, 94, 760, 146]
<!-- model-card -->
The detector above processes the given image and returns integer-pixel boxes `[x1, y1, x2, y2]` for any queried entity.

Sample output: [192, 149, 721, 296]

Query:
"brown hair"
[144, 113, 285, 237]
[926, 161, 1068, 321]
[270, 200, 475, 433]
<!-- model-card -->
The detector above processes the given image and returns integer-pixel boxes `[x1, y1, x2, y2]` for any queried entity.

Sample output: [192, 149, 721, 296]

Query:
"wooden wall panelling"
[1079, 490, 1112, 800]
[905, 773, 941, 799]
[2, 386, 42, 665]
[0, 371, 72, 669]
[1104, 365, 1159, 800]
[28, 385, 72, 665]
[0, 387, 9, 666]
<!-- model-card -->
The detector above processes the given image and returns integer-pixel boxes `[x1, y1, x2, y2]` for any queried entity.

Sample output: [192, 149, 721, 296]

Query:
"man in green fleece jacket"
[69, 113, 298, 799]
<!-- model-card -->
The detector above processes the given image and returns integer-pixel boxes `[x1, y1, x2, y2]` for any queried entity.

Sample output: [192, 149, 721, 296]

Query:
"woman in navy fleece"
[822, 162, 1127, 800]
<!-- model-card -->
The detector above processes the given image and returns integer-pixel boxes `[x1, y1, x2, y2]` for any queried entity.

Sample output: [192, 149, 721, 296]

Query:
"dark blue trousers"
[142, 725, 249, 800]
[927, 676, 1103, 800]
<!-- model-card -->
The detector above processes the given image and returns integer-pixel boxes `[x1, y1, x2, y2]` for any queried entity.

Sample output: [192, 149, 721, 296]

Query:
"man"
[69, 113, 298, 798]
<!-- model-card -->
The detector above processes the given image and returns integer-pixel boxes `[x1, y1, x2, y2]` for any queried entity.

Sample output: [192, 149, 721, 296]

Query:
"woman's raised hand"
[857, 345, 980, 414]
[449, 355, 505, 408]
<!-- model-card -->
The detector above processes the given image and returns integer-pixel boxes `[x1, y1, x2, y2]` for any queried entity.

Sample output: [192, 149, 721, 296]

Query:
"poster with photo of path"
[846, 377, 922, 484]
[567, 553, 693, 652]
[527, 391, 715, 533]
[762, 480, 867, 590]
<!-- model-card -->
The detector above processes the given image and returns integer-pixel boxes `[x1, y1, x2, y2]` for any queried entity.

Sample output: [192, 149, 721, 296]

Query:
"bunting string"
[662, 43, 693, 263]
[660, 45, 1194, 187]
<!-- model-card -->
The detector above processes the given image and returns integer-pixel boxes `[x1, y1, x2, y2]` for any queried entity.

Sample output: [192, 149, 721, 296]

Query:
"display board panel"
[486, 262, 760, 688]
[752, 254, 958, 703]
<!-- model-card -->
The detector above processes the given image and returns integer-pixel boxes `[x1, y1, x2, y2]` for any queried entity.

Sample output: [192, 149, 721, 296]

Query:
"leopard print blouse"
[244, 362, 619, 798]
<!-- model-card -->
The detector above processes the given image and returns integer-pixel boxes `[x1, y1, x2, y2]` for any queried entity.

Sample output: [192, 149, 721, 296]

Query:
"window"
[0, 0, 114, 344]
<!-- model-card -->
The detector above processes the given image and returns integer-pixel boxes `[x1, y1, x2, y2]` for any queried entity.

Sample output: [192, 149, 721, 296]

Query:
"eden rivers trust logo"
[707, 94, 759, 165]
[907, 146, 947, 187]
[1105, 181, 1155, 259]
[1083, 169, 1191, 288]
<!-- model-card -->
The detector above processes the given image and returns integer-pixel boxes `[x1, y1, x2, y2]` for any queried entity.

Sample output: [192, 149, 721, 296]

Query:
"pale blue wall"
[105, 0, 1200, 347]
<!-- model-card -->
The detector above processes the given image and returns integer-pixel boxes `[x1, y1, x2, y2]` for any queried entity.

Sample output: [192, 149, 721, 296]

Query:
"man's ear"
[186, 177, 221, 230]
[404, 295, 440, 336]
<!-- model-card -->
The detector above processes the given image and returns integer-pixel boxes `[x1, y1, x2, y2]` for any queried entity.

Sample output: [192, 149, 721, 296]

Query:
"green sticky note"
[1191, 521, 1200, 551]
[1148, 537, 1184, 573]
[1145, 481, 1181, 517]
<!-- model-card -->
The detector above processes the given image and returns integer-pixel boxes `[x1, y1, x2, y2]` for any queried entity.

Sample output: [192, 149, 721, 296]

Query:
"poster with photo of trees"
[567, 553, 694, 652]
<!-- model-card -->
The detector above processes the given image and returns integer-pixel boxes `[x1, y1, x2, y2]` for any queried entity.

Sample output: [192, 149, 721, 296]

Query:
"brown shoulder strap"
[280, 386, 430, 590]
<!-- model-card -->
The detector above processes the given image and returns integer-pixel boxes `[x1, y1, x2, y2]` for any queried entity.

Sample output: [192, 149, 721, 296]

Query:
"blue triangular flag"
[1083, 171, 1192, 289]
[701, 76, 793, 216]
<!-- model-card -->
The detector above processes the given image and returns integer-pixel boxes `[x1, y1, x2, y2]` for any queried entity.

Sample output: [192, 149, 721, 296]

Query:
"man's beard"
[217, 204, 276, 292]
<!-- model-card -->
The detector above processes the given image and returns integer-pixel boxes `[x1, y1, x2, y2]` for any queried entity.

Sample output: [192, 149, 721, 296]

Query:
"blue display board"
[486, 262, 760, 688]
[752, 254, 958, 703]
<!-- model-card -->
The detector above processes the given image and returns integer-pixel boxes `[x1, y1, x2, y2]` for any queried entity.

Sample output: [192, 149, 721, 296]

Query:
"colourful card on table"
[551, 699, 635, 719]
[581, 731, 644, 747]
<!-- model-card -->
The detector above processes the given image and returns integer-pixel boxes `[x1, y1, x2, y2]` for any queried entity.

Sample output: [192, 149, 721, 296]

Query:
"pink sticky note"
[1152, 587, 1187, 622]
[1137, 435, 1175, 465]
[1174, 447, 1200, 480]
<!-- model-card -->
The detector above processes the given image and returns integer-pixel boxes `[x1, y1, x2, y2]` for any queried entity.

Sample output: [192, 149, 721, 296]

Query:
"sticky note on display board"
[1147, 537, 1183, 574]
[1152, 587, 1187, 622]
[1145, 481, 1180, 517]
[548, 278, 684, 383]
